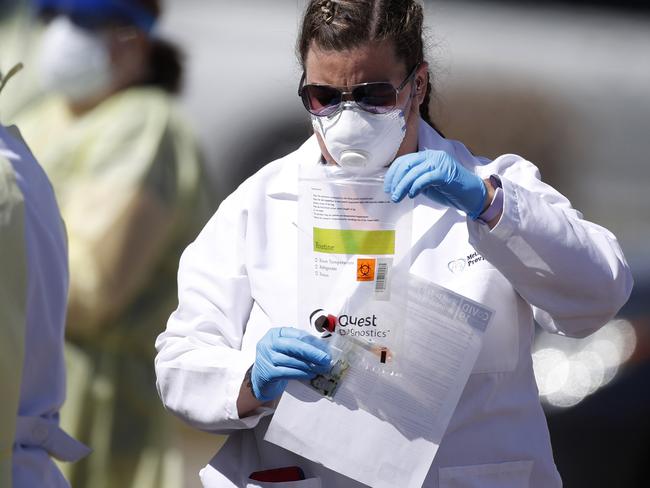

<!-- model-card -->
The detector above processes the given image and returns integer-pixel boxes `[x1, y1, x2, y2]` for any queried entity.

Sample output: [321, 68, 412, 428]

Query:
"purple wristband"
[478, 175, 503, 224]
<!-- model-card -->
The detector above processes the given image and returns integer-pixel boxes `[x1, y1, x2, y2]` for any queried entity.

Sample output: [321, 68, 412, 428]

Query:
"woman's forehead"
[304, 40, 407, 86]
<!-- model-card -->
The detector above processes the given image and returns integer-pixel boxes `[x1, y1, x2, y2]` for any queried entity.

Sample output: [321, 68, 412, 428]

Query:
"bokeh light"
[532, 319, 637, 408]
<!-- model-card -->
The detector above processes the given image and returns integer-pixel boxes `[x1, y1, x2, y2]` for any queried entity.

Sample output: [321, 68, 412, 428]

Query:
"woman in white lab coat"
[155, 1, 633, 487]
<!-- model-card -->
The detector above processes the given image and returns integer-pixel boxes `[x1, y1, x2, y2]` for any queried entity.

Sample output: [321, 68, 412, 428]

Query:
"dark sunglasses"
[298, 64, 419, 117]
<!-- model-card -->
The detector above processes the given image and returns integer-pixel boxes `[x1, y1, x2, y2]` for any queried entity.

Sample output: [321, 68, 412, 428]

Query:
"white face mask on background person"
[39, 16, 113, 103]
[312, 103, 408, 176]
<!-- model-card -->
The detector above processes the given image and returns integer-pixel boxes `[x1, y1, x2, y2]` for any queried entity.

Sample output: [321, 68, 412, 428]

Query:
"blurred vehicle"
[543, 295, 650, 487]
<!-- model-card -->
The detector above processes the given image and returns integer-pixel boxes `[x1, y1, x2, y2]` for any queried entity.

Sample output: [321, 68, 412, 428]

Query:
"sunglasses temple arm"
[298, 72, 306, 96]
[397, 63, 420, 91]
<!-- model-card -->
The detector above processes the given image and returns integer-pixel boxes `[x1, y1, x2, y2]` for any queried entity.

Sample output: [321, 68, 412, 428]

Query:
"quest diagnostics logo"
[309, 310, 389, 339]
[309, 309, 336, 338]
[338, 313, 389, 338]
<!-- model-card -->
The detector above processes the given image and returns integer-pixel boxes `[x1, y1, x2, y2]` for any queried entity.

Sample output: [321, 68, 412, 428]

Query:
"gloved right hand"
[251, 327, 331, 403]
[384, 149, 488, 220]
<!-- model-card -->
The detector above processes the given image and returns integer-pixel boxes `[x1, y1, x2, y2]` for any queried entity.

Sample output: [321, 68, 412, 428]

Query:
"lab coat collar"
[266, 134, 320, 200]
[417, 118, 456, 154]
[418, 118, 484, 173]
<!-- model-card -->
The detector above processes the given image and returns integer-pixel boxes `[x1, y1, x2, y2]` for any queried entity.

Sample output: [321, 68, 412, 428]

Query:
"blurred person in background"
[12, 0, 210, 486]
[1, 68, 90, 487]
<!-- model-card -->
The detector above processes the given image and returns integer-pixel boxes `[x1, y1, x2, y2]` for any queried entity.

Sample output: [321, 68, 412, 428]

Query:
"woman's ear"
[414, 62, 429, 106]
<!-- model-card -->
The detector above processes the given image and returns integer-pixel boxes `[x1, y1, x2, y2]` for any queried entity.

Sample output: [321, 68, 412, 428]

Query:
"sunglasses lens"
[353, 83, 396, 114]
[302, 85, 341, 116]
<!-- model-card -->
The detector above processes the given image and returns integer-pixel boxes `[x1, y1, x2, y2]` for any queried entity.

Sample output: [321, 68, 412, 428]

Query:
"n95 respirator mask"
[312, 104, 407, 176]
[39, 16, 113, 103]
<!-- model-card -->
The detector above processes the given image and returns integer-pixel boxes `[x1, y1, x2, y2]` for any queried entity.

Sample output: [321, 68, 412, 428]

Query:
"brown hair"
[297, 0, 437, 129]
[135, 0, 183, 94]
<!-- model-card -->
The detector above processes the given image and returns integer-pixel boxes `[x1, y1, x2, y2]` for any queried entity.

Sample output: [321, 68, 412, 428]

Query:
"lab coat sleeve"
[0, 157, 27, 487]
[467, 154, 633, 338]
[155, 190, 272, 434]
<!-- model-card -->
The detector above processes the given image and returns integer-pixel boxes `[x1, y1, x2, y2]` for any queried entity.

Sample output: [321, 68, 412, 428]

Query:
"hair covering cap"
[34, 0, 157, 33]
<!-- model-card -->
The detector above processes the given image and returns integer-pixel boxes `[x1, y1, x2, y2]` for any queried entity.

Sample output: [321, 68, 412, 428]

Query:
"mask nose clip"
[326, 101, 354, 119]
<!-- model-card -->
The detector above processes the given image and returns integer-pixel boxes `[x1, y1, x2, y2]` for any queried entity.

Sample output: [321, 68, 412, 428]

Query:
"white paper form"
[265, 274, 494, 488]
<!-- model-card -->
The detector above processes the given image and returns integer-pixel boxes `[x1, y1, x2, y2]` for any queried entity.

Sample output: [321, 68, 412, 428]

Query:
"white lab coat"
[155, 120, 632, 488]
[0, 125, 90, 487]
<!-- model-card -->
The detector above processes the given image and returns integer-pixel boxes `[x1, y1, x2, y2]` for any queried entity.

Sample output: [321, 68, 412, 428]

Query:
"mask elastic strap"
[403, 75, 419, 116]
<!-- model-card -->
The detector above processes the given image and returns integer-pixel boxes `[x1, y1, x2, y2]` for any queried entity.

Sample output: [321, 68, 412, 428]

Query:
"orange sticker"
[357, 258, 376, 282]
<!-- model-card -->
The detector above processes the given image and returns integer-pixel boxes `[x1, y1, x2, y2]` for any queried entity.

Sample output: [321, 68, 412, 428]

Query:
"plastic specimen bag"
[296, 162, 413, 393]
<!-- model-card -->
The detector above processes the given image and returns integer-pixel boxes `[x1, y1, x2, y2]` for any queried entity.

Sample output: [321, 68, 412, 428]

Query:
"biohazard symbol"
[357, 258, 376, 282]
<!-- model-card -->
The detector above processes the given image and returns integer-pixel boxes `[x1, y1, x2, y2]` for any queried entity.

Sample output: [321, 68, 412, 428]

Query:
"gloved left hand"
[251, 327, 331, 403]
[384, 149, 488, 219]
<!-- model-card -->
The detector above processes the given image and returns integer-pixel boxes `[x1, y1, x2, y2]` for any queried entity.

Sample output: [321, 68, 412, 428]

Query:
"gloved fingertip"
[318, 353, 331, 365]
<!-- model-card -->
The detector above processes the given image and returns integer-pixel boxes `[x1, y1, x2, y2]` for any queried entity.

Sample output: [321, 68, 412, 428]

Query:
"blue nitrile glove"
[384, 149, 488, 220]
[251, 327, 331, 403]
